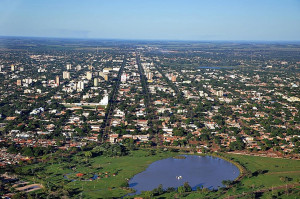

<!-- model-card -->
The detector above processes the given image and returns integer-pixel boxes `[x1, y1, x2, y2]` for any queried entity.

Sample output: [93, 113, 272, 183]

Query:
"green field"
[19, 149, 176, 198]
[16, 150, 300, 198]
[223, 154, 300, 198]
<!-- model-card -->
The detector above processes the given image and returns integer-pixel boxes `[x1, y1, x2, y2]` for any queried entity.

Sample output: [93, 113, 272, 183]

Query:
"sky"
[0, 0, 299, 41]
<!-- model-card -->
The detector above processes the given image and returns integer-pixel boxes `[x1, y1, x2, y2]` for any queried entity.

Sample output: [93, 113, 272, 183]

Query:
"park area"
[11, 149, 300, 198]
[14, 149, 176, 198]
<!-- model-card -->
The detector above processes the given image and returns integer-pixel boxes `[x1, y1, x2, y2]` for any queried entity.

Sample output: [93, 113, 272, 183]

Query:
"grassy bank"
[132, 152, 300, 199]
[15, 150, 300, 198]
[223, 154, 300, 197]
[18, 149, 176, 198]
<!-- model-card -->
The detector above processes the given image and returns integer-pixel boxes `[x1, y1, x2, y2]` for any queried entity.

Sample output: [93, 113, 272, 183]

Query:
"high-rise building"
[11, 64, 15, 71]
[66, 64, 72, 70]
[86, 71, 93, 80]
[63, 71, 70, 79]
[77, 81, 85, 91]
[121, 73, 127, 83]
[94, 78, 98, 87]
[146, 72, 153, 80]
[56, 75, 60, 86]
[17, 80, 22, 86]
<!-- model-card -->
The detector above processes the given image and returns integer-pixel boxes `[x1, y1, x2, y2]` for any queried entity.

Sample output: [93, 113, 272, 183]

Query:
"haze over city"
[0, 0, 300, 41]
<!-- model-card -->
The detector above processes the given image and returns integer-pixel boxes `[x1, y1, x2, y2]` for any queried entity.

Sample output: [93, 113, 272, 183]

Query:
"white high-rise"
[146, 72, 153, 80]
[94, 78, 98, 87]
[77, 81, 85, 91]
[121, 73, 127, 83]
[66, 64, 72, 70]
[11, 65, 15, 71]
[63, 71, 70, 79]
[86, 71, 93, 80]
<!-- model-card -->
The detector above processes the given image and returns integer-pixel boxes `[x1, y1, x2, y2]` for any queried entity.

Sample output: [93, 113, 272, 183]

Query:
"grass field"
[20, 149, 176, 198]
[18, 150, 300, 198]
[77, 150, 176, 198]
[223, 154, 300, 198]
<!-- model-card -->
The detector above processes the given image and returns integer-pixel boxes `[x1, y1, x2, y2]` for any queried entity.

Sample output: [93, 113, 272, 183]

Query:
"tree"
[22, 147, 34, 157]
[7, 144, 18, 154]
[84, 151, 92, 162]
[173, 127, 186, 137]
[222, 180, 232, 187]
[143, 191, 153, 199]
[157, 184, 164, 195]
[184, 182, 192, 192]
[177, 186, 185, 194]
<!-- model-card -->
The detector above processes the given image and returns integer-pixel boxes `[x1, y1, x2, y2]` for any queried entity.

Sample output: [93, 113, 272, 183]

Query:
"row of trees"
[142, 182, 193, 198]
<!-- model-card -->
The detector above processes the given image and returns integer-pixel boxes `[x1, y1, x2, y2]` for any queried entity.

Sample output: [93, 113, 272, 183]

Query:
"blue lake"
[129, 155, 239, 195]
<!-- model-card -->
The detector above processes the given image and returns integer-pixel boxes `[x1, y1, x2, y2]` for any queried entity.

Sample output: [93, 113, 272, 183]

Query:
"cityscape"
[0, 1, 300, 199]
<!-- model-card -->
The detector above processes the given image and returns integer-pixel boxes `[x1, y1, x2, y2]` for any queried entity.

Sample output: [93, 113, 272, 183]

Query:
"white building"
[25, 78, 33, 84]
[11, 65, 15, 71]
[146, 72, 153, 80]
[103, 68, 111, 74]
[86, 71, 93, 80]
[66, 64, 72, 70]
[76, 65, 81, 71]
[63, 71, 70, 79]
[94, 78, 98, 87]
[121, 73, 127, 83]
[99, 94, 109, 106]
[77, 81, 85, 91]
[216, 90, 224, 97]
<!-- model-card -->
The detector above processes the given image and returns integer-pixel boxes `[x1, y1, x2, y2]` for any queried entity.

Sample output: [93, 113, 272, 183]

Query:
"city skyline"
[0, 0, 300, 41]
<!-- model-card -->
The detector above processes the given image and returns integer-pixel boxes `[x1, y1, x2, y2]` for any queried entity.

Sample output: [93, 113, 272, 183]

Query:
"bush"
[120, 181, 129, 188]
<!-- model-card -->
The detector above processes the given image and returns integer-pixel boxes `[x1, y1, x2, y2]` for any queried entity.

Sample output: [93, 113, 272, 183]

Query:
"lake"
[129, 155, 239, 195]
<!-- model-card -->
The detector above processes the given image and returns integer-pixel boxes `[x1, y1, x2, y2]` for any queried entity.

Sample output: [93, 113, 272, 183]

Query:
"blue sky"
[0, 0, 299, 41]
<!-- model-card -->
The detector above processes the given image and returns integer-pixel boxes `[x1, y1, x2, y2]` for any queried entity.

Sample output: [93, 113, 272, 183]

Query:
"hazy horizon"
[1, 35, 300, 43]
[0, 0, 300, 41]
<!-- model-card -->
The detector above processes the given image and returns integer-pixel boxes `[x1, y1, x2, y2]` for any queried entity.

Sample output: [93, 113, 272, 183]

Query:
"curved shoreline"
[209, 152, 246, 183]
[127, 152, 242, 196]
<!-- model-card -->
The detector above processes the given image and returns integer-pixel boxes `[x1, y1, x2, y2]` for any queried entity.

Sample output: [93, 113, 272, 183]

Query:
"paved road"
[136, 53, 154, 129]
[101, 57, 127, 138]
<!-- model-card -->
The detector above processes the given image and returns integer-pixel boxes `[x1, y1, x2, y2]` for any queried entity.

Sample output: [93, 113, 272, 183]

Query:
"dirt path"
[264, 171, 300, 175]
[15, 184, 43, 193]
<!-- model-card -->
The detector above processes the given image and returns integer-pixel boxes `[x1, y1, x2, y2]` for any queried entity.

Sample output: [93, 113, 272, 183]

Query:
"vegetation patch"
[173, 155, 186, 159]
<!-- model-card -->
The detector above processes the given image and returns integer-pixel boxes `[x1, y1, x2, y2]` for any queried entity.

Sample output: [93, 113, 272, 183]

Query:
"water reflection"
[129, 155, 239, 195]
